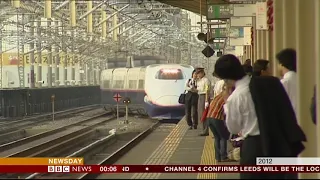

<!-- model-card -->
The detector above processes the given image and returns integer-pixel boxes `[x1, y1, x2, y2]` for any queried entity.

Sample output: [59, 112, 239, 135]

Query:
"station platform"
[97, 118, 240, 179]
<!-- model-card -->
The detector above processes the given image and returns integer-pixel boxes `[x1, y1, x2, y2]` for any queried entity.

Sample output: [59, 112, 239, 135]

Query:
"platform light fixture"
[197, 32, 206, 41]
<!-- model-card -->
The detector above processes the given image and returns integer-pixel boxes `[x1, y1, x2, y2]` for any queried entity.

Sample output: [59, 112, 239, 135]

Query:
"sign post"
[123, 97, 131, 124]
[51, 94, 55, 122]
[113, 93, 122, 121]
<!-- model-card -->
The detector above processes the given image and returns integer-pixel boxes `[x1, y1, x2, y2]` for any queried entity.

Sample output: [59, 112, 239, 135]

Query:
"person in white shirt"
[213, 78, 225, 98]
[214, 54, 306, 179]
[276, 48, 297, 115]
[196, 68, 211, 136]
[184, 70, 199, 130]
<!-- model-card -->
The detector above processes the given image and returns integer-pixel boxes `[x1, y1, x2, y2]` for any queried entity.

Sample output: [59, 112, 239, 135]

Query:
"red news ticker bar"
[0, 165, 319, 173]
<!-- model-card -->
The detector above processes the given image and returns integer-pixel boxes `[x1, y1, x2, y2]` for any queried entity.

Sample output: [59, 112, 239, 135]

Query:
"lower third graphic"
[48, 166, 70, 172]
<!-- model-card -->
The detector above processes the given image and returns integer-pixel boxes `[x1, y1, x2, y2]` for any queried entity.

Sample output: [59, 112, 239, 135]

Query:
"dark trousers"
[185, 93, 198, 127]
[240, 135, 290, 179]
[208, 118, 230, 161]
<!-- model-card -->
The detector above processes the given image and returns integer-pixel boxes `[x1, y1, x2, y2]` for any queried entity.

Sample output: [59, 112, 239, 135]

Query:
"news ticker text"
[0, 165, 319, 173]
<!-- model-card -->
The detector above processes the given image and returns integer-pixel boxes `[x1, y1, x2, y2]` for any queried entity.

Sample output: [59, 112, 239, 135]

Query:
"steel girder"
[0, 0, 202, 79]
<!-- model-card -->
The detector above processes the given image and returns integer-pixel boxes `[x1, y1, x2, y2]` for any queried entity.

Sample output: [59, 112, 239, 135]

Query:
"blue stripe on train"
[101, 89, 185, 119]
[144, 101, 185, 120]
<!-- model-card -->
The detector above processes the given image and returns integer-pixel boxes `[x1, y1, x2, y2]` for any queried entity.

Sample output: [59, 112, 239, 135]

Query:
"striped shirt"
[207, 93, 225, 120]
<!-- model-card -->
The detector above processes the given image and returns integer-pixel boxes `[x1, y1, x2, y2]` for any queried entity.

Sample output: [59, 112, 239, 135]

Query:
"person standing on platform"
[196, 68, 211, 136]
[213, 78, 225, 98]
[214, 54, 306, 179]
[242, 65, 253, 76]
[185, 70, 199, 130]
[244, 59, 251, 66]
[243, 59, 253, 76]
[253, 59, 271, 77]
[276, 48, 297, 115]
[206, 81, 233, 162]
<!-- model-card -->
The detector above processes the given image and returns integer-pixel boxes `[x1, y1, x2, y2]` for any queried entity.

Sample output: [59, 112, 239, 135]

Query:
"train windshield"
[155, 69, 184, 80]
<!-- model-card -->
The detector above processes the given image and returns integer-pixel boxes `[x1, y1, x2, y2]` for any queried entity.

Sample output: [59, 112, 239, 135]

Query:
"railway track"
[0, 112, 113, 156]
[0, 112, 116, 179]
[0, 104, 100, 135]
[0, 118, 156, 179]
[0, 105, 104, 145]
[22, 120, 160, 179]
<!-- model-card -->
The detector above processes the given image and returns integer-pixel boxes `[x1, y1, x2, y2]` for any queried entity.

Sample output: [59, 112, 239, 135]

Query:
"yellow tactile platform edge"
[131, 118, 189, 179]
[197, 131, 217, 179]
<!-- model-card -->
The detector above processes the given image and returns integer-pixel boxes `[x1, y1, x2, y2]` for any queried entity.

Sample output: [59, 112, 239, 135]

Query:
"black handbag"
[179, 79, 192, 104]
[178, 92, 187, 104]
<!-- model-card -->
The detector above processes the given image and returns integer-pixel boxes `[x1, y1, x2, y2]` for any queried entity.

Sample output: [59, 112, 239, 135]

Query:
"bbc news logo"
[48, 166, 70, 172]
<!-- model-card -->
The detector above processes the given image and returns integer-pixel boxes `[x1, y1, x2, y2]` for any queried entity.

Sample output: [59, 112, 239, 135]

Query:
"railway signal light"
[123, 97, 131, 124]
[123, 97, 131, 105]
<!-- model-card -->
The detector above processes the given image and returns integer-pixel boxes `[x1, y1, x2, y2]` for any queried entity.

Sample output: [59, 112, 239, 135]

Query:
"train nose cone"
[155, 96, 179, 106]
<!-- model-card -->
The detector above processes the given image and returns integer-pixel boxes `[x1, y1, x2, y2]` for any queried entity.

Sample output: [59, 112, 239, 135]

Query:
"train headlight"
[123, 97, 131, 105]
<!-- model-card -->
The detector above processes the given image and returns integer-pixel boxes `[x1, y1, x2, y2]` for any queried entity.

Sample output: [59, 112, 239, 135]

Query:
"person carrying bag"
[183, 70, 199, 129]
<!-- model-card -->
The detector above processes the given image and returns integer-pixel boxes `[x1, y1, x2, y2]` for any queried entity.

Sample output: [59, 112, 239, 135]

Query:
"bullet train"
[100, 64, 194, 120]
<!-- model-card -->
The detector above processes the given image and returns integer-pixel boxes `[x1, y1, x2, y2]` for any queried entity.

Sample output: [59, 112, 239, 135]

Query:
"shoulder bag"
[178, 79, 191, 104]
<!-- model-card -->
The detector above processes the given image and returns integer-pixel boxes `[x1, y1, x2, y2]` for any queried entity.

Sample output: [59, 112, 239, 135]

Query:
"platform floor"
[97, 118, 240, 179]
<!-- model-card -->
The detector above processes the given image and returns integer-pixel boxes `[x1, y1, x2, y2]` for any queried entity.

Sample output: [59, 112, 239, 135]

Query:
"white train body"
[100, 64, 194, 119]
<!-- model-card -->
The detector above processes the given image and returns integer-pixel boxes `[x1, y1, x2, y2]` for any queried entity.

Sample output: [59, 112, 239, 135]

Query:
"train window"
[138, 80, 144, 89]
[129, 80, 137, 89]
[103, 80, 110, 88]
[155, 69, 184, 80]
[113, 80, 124, 89]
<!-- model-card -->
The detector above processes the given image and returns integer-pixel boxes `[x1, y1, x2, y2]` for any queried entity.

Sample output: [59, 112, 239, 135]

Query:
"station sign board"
[211, 28, 228, 38]
[230, 17, 253, 27]
[233, 4, 256, 16]
[207, 4, 233, 20]
[207, 3, 256, 20]
[1, 52, 79, 66]
[212, 42, 225, 49]
[229, 27, 244, 38]
[225, 46, 236, 51]
[256, 2, 268, 30]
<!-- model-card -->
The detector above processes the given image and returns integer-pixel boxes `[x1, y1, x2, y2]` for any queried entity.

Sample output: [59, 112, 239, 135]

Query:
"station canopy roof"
[156, 0, 228, 16]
